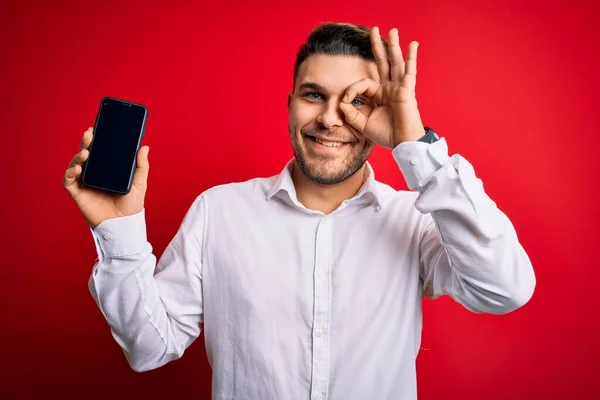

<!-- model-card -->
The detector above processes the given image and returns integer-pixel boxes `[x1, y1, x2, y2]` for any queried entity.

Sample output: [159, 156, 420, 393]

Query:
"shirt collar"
[266, 159, 383, 212]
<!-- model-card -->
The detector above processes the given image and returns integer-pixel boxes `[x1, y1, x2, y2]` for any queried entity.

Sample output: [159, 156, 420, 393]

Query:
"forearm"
[395, 139, 536, 313]
[88, 210, 192, 371]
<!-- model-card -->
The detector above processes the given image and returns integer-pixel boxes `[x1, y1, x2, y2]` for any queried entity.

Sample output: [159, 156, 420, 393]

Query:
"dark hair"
[293, 22, 390, 89]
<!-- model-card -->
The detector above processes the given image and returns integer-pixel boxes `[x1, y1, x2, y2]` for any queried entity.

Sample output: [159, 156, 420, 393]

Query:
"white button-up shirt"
[88, 138, 536, 400]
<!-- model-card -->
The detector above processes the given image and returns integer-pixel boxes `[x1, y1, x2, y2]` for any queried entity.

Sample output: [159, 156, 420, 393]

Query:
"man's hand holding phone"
[62, 127, 150, 229]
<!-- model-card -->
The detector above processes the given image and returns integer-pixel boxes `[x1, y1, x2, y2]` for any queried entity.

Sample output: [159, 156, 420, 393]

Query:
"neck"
[291, 161, 368, 214]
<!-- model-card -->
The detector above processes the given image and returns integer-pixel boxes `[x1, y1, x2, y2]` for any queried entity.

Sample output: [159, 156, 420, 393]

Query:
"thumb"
[132, 145, 150, 189]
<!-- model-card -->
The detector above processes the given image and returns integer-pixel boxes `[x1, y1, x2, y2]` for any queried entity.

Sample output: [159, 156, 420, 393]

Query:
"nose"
[316, 99, 344, 129]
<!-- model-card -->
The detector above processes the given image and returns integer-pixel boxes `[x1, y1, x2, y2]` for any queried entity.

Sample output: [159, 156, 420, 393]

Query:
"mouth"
[304, 134, 352, 153]
[305, 135, 350, 154]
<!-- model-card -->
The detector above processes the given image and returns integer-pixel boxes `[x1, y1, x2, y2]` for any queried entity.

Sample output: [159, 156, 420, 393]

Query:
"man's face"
[288, 54, 378, 185]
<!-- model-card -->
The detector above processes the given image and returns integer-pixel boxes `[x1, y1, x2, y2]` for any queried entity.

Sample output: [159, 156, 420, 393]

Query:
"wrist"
[393, 130, 427, 147]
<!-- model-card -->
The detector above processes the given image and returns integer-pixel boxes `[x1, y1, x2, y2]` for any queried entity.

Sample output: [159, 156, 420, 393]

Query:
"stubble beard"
[288, 123, 374, 185]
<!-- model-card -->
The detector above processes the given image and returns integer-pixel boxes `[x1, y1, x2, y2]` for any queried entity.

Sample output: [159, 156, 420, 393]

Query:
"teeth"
[315, 138, 344, 147]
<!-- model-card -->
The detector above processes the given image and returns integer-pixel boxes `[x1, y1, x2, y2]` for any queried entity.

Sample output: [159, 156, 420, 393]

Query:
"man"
[63, 22, 536, 400]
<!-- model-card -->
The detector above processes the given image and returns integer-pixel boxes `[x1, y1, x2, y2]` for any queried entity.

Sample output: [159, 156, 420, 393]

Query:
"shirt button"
[103, 233, 112, 240]
[316, 393, 324, 400]
[318, 271, 326, 279]
[409, 157, 419, 165]
[315, 330, 324, 338]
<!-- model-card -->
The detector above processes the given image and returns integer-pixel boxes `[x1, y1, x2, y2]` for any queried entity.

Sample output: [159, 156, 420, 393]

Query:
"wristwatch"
[418, 126, 440, 143]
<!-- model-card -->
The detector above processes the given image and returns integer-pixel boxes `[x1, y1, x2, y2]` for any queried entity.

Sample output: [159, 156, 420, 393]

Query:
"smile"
[305, 135, 351, 153]
[314, 137, 344, 147]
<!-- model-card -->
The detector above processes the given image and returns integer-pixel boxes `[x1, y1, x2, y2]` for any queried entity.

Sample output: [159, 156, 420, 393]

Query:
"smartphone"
[81, 96, 148, 194]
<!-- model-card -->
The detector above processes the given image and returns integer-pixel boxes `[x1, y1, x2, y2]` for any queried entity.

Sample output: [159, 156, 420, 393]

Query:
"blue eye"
[305, 92, 323, 100]
[351, 98, 364, 106]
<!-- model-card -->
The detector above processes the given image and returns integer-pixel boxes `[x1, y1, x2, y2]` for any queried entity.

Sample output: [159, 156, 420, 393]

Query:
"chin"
[295, 152, 365, 185]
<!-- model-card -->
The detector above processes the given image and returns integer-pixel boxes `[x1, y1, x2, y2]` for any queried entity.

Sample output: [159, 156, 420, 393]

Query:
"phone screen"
[83, 98, 147, 194]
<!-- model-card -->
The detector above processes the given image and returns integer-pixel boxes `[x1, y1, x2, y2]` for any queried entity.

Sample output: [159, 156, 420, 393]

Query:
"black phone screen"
[83, 98, 147, 194]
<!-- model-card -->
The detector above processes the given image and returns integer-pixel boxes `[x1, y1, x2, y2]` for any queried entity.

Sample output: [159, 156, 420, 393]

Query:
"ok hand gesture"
[339, 27, 425, 148]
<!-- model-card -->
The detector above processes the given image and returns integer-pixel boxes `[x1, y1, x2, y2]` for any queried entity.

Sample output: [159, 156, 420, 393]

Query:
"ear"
[287, 92, 292, 111]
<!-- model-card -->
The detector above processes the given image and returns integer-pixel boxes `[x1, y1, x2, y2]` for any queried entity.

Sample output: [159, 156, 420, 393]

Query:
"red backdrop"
[1, 0, 598, 398]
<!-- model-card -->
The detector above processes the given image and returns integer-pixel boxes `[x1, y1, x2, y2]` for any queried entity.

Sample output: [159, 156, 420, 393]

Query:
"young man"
[63, 22, 536, 400]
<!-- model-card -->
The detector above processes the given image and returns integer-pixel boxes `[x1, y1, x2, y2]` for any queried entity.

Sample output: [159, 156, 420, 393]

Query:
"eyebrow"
[298, 82, 326, 92]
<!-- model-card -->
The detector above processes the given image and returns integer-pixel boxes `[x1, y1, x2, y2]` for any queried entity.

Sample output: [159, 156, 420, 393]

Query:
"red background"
[1, 0, 598, 398]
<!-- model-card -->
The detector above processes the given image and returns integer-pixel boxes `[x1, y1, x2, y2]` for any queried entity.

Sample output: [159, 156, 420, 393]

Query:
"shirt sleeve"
[392, 137, 536, 314]
[87, 194, 206, 372]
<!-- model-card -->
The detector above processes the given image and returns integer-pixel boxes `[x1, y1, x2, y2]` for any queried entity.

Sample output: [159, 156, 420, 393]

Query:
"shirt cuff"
[89, 208, 149, 259]
[392, 137, 451, 191]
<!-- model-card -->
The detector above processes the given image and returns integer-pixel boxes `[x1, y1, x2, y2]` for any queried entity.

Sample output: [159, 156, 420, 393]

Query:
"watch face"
[420, 127, 439, 143]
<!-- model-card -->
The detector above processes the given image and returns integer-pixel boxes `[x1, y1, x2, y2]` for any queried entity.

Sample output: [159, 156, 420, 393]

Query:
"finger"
[132, 146, 150, 189]
[339, 102, 368, 133]
[80, 128, 93, 151]
[68, 148, 89, 169]
[62, 164, 81, 195]
[388, 28, 405, 81]
[370, 26, 390, 83]
[402, 41, 419, 91]
[342, 78, 382, 105]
